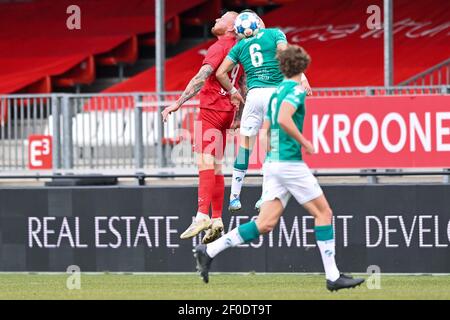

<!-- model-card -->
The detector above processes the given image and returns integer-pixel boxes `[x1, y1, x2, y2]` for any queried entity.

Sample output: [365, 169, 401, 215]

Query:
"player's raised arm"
[216, 58, 244, 109]
[276, 30, 312, 96]
[301, 73, 312, 96]
[277, 101, 315, 154]
[275, 26, 289, 52]
[216, 57, 235, 91]
[162, 64, 213, 121]
[277, 41, 312, 96]
[277, 42, 288, 51]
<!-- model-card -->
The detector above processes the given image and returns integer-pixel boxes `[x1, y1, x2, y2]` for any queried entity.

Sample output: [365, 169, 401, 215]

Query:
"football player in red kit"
[162, 11, 244, 244]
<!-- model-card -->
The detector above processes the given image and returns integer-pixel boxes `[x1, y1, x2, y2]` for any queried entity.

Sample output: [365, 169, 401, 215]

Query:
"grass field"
[0, 273, 449, 300]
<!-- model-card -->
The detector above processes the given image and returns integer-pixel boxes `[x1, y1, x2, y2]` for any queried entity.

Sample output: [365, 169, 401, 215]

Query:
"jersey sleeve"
[226, 42, 241, 63]
[202, 43, 226, 70]
[282, 86, 305, 109]
[273, 29, 287, 45]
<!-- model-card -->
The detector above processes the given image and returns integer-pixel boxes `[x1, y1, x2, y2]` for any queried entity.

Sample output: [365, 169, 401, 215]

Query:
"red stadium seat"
[104, 0, 450, 92]
[96, 36, 138, 66]
[18, 76, 52, 94]
[0, 0, 207, 94]
[52, 56, 96, 88]
[181, 0, 221, 26]
[0, 98, 7, 127]
[140, 15, 181, 47]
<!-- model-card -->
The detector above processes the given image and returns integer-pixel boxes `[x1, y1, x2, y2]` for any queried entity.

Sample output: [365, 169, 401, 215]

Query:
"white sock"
[206, 228, 243, 258]
[230, 169, 246, 201]
[195, 212, 210, 222]
[316, 239, 340, 281]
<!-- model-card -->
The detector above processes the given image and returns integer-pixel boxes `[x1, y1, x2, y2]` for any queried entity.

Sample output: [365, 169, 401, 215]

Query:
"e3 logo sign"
[28, 135, 52, 170]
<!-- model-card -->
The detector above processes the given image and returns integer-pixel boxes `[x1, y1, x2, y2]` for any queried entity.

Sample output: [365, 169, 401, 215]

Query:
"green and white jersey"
[227, 28, 287, 90]
[265, 79, 307, 162]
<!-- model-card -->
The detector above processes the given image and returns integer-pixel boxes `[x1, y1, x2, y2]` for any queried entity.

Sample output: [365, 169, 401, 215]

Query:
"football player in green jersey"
[215, 11, 312, 213]
[195, 45, 365, 291]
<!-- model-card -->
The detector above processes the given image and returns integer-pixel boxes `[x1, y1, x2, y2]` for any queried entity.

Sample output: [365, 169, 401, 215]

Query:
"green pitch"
[0, 273, 449, 300]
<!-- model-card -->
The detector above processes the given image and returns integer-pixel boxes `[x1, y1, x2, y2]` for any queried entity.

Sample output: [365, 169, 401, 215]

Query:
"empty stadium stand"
[1, 0, 449, 132]
[0, 0, 208, 94]
[1, 0, 448, 95]
[104, 0, 450, 92]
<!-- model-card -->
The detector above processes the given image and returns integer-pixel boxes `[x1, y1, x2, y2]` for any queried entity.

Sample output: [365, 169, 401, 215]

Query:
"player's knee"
[197, 154, 215, 170]
[259, 220, 276, 234]
[321, 207, 333, 221]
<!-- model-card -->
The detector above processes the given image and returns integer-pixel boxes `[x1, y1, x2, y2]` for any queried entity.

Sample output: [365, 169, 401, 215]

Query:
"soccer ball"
[234, 12, 261, 39]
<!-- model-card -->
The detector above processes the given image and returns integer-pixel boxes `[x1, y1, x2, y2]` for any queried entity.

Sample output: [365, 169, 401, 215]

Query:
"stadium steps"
[78, 38, 207, 94]
[76, 78, 126, 93]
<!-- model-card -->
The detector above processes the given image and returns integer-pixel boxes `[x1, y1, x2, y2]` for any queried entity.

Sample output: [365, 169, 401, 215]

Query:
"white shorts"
[240, 87, 277, 137]
[261, 161, 323, 208]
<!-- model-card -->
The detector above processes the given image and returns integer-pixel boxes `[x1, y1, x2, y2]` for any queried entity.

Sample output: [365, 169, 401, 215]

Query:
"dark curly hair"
[277, 45, 311, 78]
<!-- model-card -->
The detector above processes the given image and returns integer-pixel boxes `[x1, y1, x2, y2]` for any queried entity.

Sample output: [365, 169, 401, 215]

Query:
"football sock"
[315, 224, 340, 282]
[206, 220, 260, 258]
[211, 174, 225, 219]
[197, 169, 215, 217]
[230, 146, 251, 201]
[237, 220, 260, 242]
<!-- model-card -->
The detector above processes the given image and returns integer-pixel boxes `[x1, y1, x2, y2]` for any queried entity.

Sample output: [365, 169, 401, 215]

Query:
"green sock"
[314, 225, 334, 241]
[234, 146, 250, 171]
[237, 220, 260, 242]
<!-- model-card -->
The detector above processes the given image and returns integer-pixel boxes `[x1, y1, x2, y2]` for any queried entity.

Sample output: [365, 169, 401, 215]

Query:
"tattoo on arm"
[177, 65, 213, 106]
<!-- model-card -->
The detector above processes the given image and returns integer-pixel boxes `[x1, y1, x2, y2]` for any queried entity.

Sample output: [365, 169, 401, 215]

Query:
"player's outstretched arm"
[216, 58, 244, 109]
[162, 64, 213, 121]
[277, 101, 315, 154]
[301, 73, 312, 96]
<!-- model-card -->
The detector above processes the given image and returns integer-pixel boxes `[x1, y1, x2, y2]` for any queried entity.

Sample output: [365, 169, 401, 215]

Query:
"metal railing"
[0, 95, 52, 170]
[399, 58, 450, 87]
[1, 85, 449, 173]
[312, 85, 449, 96]
[0, 92, 238, 172]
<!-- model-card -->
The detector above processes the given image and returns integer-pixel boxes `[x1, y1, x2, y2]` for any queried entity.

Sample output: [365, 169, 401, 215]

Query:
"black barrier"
[0, 184, 449, 273]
